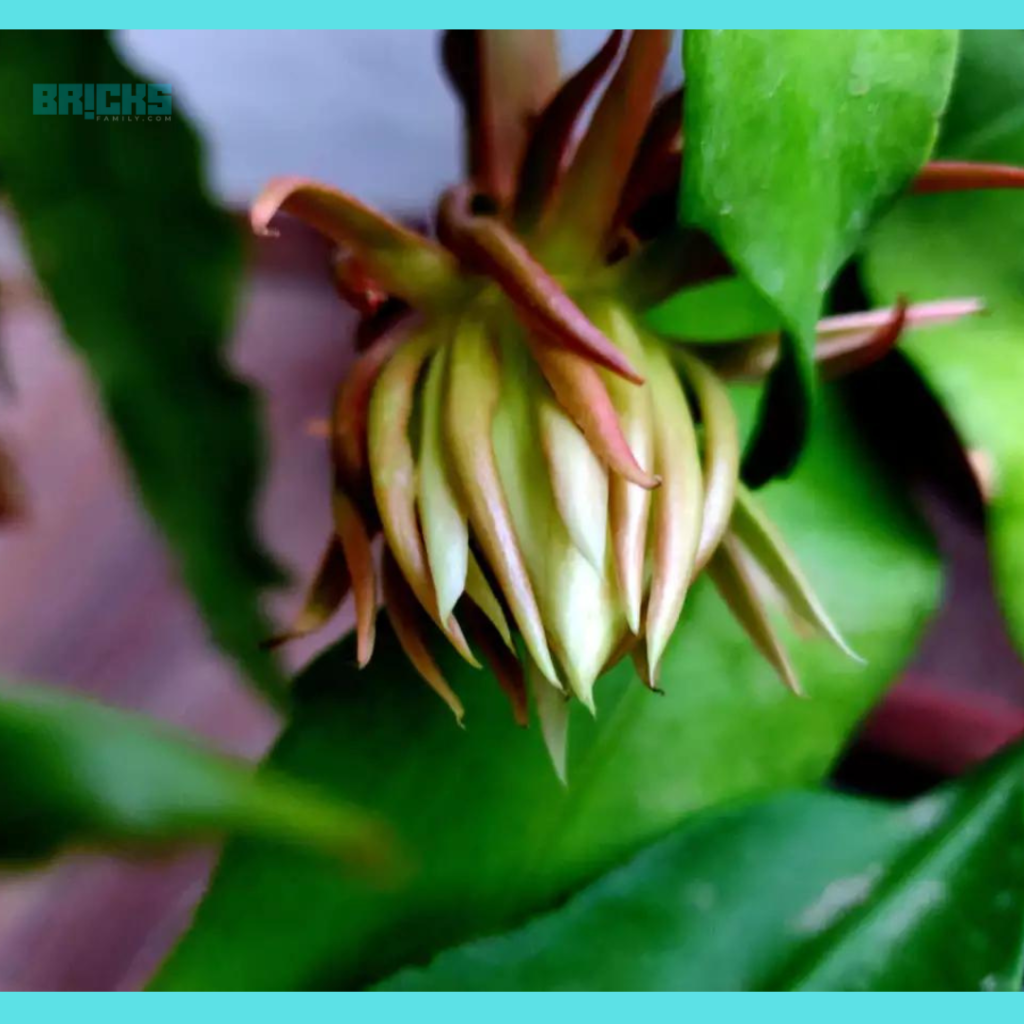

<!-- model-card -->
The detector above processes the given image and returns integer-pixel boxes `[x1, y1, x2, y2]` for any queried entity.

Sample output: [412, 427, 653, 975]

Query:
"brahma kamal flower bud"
[258, 31, 1007, 741]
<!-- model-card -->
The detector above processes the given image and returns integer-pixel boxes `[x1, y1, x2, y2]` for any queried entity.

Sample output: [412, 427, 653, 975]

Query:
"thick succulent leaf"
[383, 745, 1024, 991]
[0, 683, 389, 871]
[680, 30, 958, 482]
[0, 31, 284, 701]
[154, 390, 940, 991]
[863, 29, 1024, 661]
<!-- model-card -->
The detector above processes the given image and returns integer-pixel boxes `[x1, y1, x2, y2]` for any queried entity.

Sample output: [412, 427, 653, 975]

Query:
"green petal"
[538, 393, 609, 570]
[707, 535, 802, 695]
[644, 342, 704, 681]
[418, 345, 469, 623]
[732, 487, 862, 662]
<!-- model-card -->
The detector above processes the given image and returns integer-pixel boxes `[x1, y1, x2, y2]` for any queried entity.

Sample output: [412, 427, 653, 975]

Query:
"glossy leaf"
[0, 32, 284, 701]
[0, 683, 390, 871]
[863, 29, 1024, 661]
[681, 30, 958, 482]
[646, 276, 780, 342]
[155, 390, 940, 991]
[384, 745, 1024, 991]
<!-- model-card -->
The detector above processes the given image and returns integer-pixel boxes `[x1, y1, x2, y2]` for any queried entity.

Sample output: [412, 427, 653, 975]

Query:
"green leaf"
[0, 682, 391, 871]
[154, 391, 940, 991]
[645, 276, 781, 342]
[863, 30, 1024, 663]
[0, 31, 284, 701]
[382, 746, 1024, 991]
[681, 30, 958, 482]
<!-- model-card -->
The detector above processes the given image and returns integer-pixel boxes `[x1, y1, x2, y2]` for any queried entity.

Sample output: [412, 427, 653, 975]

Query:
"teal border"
[0, 11, 1018, 29]
[0, 991, 1023, 1004]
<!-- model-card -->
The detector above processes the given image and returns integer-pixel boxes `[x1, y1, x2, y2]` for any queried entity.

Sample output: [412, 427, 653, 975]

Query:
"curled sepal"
[446, 318, 559, 685]
[731, 486, 861, 662]
[526, 655, 570, 786]
[331, 319, 407, 495]
[442, 31, 560, 209]
[913, 160, 1024, 194]
[464, 606, 528, 727]
[417, 346, 469, 622]
[591, 304, 655, 633]
[332, 488, 377, 667]
[381, 551, 465, 725]
[252, 176, 459, 307]
[438, 187, 643, 384]
[707, 536, 802, 696]
[331, 250, 388, 317]
[816, 297, 982, 338]
[705, 299, 983, 383]
[645, 343, 704, 682]
[528, 341, 658, 489]
[514, 31, 625, 229]
[366, 328, 478, 666]
[816, 297, 908, 382]
[538, 394, 608, 570]
[675, 350, 740, 569]
[263, 536, 350, 650]
[542, 30, 674, 265]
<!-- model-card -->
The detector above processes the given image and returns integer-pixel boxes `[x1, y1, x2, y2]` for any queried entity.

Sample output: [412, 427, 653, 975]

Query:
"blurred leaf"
[863, 30, 1024, 663]
[154, 391, 940, 990]
[382, 745, 1024, 992]
[0, 682, 391, 870]
[645, 276, 780, 342]
[0, 31, 284, 701]
[681, 30, 958, 482]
